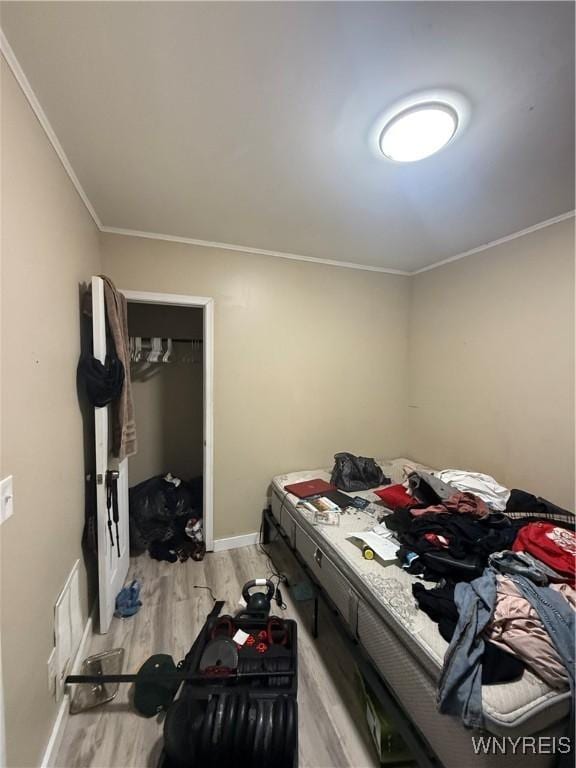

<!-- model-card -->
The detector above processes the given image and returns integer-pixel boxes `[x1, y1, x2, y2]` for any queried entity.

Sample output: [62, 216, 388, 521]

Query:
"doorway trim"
[120, 289, 215, 551]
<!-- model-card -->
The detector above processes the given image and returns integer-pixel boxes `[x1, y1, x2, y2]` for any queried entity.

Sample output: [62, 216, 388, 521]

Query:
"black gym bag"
[330, 452, 389, 492]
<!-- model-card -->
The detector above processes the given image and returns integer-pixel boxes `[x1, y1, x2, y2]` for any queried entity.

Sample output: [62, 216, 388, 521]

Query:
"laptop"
[284, 478, 336, 498]
[322, 489, 358, 510]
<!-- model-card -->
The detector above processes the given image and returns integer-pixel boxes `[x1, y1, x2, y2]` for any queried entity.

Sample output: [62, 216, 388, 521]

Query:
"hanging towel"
[100, 275, 138, 460]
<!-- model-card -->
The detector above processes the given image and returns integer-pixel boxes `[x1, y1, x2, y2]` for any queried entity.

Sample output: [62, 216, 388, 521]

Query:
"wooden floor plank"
[56, 545, 381, 768]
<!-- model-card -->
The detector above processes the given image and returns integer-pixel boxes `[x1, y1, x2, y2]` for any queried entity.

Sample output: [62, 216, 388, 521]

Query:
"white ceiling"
[1, 1, 574, 272]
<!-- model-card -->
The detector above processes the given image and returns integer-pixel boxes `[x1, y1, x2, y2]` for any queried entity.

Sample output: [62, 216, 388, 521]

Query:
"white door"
[92, 276, 130, 633]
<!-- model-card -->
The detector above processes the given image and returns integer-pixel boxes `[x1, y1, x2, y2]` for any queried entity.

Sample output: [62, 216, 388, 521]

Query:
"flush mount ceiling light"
[372, 90, 469, 163]
[380, 104, 457, 162]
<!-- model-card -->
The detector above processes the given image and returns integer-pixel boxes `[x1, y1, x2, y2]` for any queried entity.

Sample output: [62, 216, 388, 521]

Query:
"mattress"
[269, 458, 571, 768]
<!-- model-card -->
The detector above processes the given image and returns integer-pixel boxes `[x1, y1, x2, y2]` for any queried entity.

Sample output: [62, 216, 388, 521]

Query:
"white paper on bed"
[347, 530, 399, 562]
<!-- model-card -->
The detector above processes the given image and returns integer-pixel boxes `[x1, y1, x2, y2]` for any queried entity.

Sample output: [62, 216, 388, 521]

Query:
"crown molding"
[411, 210, 575, 275]
[99, 226, 411, 275]
[2, 27, 573, 278]
[0, 29, 102, 228]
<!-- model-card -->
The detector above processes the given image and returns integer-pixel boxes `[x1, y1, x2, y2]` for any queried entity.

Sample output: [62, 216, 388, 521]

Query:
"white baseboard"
[40, 610, 94, 768]
[212, 532, 260, 552]
[39, 533, 258, 762]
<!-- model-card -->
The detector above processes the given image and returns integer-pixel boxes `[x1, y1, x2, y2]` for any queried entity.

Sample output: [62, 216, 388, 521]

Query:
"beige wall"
[129, 363, 204, 485]
[407, 218, 575, 509]
[128, 303, 204, 485]
[101, 234, 411, 538]
[1, 59, 101, 767]
[2, 41, 574, 768]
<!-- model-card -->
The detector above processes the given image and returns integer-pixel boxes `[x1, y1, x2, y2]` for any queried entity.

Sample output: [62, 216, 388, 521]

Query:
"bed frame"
[261, 506, 442, 768]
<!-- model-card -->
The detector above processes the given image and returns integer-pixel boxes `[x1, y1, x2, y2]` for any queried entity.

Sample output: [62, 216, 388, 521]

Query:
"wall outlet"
[0, 476, 14, 524]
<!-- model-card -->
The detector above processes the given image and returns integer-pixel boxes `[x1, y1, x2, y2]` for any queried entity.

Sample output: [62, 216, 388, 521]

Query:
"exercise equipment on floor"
[66, 578, 298, 768]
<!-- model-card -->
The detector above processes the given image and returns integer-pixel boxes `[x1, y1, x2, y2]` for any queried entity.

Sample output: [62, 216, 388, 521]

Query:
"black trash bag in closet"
[129, 475, 196, 556]
[330, 452, 389, 492]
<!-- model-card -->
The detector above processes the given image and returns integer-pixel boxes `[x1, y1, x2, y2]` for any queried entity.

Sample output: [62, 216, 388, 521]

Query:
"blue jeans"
[437, 569, 496, 728]
[437, 569, 575, 730]
[489, 549, 569, 586]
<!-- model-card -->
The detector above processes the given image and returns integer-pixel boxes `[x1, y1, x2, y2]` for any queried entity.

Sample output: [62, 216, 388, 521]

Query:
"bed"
[266, 458, 571, 768]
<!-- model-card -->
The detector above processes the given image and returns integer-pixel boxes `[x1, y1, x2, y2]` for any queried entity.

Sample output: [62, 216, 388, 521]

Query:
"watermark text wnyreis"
[471, 736, 572, 756]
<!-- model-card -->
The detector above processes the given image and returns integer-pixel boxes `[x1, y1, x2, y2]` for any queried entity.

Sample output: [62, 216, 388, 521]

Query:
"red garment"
[410, 491, 489, 519]
[374, 484, 414, 508]
[512, 522, 576, 585]
[423, 532, 450, 549]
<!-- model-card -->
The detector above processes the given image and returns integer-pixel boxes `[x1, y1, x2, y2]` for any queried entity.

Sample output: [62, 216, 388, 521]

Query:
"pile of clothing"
[384, 468, 574, 584]
[381, 467, 575, 729]
[129, 473, 205, 562]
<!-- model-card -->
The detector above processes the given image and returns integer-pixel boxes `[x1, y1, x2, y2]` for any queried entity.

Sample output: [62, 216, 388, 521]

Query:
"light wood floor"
[56, 542, 381, 768]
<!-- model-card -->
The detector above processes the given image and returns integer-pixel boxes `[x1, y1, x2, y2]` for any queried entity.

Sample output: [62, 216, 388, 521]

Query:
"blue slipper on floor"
[114, 579, 142, 618]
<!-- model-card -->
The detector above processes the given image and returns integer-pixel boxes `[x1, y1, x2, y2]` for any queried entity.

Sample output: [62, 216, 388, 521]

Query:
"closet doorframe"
[120, 289, 214, 551]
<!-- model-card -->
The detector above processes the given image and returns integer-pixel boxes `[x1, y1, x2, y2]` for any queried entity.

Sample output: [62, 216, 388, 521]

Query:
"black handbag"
[330, 452, 389, 492]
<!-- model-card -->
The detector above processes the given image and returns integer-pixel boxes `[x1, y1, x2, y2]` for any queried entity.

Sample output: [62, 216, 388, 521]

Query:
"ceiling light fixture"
[372, 90, 469, 163]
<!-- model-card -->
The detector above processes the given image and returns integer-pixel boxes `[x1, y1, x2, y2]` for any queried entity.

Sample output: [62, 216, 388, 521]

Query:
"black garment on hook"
[78, 354, 124, 407]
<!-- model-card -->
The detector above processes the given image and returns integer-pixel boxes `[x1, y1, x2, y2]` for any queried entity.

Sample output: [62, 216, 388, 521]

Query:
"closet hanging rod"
[129, 336, 202, 343]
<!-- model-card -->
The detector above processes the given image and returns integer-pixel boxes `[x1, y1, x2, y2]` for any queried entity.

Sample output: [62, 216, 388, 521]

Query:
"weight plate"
[244, 700, 258, 765]
[252, 700, 266, 767]
[261, 699, 274, 768]
[284, 697, 296, 768]
[199, 637, 238, 673]
[198, 695, 217, 765]
[232, 695, 249, 764]
[211, 693, 228, 756]
[162, 699, 190, 765]
[221, 693, 237, 762]
[163, 697, 204, 766]
[134, 654, 179, 718]
[271, 696, 285, 762]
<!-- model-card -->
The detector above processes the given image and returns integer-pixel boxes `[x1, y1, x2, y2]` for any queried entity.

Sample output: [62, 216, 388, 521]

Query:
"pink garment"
[486, 576, 571, 689]
[410, 491, 489, 519]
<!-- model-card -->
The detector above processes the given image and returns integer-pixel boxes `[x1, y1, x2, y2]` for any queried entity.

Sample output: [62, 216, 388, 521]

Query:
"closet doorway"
[121, 290, 214, 552]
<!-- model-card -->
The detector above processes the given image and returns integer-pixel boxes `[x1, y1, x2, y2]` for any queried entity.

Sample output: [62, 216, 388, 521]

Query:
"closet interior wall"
[127, 303, 204, 486]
